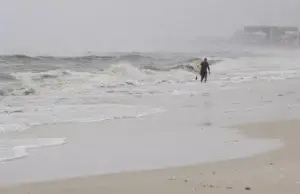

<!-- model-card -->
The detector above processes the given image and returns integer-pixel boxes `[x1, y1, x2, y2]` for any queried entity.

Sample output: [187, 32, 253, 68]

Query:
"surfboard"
[191, 60, 201, 71]
[192, 60, 201, 80]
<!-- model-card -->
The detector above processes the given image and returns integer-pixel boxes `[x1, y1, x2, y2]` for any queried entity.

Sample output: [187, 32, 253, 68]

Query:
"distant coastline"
[231, 25, 300, 46]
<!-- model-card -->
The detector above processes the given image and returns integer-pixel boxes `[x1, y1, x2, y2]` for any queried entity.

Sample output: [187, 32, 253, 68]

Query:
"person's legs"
[204, 73, 208, 82]
[201, 72, 207, 83]
[200, 73, 205, 82]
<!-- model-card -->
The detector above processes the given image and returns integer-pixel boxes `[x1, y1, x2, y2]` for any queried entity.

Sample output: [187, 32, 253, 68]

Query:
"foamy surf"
[0, 102, 166, 163]
[3, 63, 198, 97]
[1, 55, 299, 97]
[0, 104, 166, 132]
[0, 138, 66, 162]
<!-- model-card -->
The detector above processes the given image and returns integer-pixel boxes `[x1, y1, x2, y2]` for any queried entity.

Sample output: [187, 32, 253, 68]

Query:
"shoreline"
[1, 119, 298, 193]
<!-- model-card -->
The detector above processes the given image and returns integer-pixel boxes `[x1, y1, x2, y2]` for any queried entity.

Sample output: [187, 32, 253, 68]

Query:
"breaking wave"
[0, 86, 36, 96]
[0, 59, 222, 96]
[0, 53, 159, 63]
[0, 53, 221, 66]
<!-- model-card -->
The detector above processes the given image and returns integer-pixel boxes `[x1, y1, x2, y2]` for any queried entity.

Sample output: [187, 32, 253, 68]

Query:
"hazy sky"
[0, 0, 299, 55]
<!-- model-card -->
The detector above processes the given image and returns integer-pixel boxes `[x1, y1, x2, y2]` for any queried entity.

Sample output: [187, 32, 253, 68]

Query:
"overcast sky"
[0, 0, 299, 55]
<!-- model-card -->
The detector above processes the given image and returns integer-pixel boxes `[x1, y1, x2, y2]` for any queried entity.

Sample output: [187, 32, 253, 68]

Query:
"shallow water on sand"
[1, 78, 300, 185]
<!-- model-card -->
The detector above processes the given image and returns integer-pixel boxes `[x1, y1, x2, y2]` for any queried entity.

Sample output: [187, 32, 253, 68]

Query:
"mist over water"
[1, 0, 300, 55]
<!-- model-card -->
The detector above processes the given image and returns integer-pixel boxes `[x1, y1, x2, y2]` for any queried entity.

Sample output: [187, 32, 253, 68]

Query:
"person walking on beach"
[200, 58, 210, 83]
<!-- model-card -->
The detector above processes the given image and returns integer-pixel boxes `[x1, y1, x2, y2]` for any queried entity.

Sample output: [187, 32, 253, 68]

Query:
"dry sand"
[1, 119, 300, 194]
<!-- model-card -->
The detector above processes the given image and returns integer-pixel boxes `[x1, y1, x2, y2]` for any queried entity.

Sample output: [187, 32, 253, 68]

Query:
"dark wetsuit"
[200, 61, 210, 83]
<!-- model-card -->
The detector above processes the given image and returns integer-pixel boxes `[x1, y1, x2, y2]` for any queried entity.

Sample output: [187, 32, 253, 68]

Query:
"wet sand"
[1, 119, 299, 194]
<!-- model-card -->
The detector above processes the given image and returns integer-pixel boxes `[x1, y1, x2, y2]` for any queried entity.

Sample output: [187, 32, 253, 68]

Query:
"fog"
[0, 0, 299, 55]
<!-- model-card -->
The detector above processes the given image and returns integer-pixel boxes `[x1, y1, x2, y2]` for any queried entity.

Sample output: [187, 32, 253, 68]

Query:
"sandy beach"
[0, 119, 299, 193]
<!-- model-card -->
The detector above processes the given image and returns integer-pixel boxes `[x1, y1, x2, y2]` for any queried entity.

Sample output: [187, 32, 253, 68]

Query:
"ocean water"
[1, 46, 300, 184]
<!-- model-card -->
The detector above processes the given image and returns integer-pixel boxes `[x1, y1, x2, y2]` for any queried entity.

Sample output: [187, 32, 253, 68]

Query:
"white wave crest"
[6, 63, 195, 96]
[0, 138, 66, 162]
